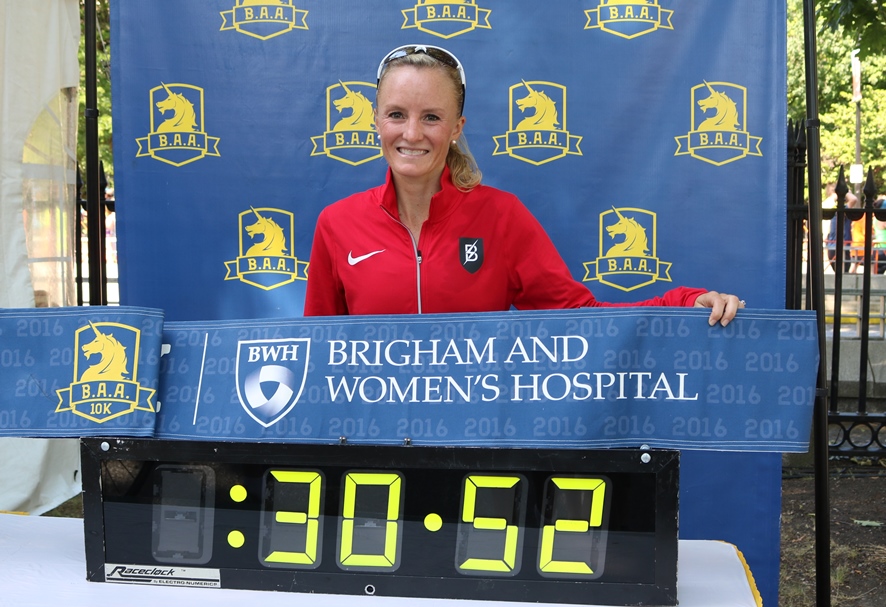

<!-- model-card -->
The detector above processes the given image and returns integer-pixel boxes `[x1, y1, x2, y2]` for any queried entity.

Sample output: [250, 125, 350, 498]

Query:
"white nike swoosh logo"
[348, 249, 386, 265]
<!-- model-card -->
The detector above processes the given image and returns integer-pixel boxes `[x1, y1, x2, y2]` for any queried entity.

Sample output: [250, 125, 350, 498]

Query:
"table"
[0, 514, 761, 606]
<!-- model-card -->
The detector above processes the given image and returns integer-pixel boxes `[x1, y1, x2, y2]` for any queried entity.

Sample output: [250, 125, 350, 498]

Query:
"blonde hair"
[377, 52, 482, 191]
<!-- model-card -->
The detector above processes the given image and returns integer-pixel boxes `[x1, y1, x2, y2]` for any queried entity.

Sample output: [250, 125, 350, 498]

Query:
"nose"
[402, 116, 422, 142]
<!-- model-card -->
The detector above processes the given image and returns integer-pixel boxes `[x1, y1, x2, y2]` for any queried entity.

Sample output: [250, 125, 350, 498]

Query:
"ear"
[452, 115, 466, 142]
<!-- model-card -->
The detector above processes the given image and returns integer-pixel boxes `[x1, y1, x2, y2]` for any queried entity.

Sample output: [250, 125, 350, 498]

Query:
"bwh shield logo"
[236, 338, 310, 427]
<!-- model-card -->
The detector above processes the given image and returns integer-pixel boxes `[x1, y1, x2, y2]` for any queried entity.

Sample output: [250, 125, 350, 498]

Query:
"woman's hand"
[693, 291, 745, 326]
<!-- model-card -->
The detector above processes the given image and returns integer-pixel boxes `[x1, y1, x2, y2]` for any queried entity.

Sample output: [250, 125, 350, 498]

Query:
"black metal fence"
[788, 121, 886, 456]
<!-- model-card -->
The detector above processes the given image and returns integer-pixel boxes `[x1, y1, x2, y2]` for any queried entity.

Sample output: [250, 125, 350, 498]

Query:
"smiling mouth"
[397, 148, 428, 156]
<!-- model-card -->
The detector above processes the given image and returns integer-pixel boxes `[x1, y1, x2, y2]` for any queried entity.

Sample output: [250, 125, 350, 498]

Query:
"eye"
[386, 111, 404, 120]
[423, 113, 441, 122]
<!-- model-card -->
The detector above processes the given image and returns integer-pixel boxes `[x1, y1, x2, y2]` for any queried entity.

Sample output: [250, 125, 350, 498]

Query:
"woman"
[305, 44, 743, 325]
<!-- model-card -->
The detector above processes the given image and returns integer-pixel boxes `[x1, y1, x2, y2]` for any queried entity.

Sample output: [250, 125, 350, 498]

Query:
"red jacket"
[304, 168, 705, 316]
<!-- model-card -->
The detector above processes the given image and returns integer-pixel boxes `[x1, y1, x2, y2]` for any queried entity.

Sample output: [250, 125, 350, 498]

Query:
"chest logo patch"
[348, 249, 385, 265]
[460, 238, 484, 274]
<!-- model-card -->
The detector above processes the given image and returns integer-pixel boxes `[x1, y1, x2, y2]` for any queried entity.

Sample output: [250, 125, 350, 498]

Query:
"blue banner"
[111, 1, 787, 319]
[0, 305, 807, 604]
[0, 307, 163, 438]
[107, 2, 789, 602]
[0, 306, 817, 450]
[155, 308, 817, 451]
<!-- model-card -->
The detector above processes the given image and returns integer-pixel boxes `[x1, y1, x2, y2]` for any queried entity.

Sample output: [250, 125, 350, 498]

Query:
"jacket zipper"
[382, 207, 423, 314]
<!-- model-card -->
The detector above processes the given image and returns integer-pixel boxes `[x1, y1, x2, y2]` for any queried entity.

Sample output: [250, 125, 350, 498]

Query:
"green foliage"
[78, 0, 113, 188]
[789, 0, 886, 190]
[819, 0, 886, 56]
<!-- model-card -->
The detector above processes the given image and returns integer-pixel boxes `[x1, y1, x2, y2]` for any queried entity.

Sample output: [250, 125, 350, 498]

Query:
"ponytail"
[447, 133, 482, 191]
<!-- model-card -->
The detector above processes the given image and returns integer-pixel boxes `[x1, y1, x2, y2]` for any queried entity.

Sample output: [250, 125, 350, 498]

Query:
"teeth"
[398, 148, 426, 156]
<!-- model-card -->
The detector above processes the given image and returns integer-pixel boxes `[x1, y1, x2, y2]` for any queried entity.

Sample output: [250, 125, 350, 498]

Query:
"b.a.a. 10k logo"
[492, 81, 582, 166]
[236, 338, 311, 427]
[135, 83, 221, 167]
[220, 0, 308, 40]
[224, 207, 309, 290]
[674, 81, 763, 167]
[582, 207, 673, 292]
[311, 81, 382, 166]
[584, 0, 674, 39]
[55, 322, 156, 423]
[401, 0, 492, 39]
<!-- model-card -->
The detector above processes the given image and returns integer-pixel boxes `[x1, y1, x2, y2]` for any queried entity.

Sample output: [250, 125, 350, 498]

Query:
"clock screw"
[100, 441, 110, 452]
[339, 436, 347, 445]
[640, 453, 652, 464]
[364, 584, 376, 595]
[403, 437, 412, 446]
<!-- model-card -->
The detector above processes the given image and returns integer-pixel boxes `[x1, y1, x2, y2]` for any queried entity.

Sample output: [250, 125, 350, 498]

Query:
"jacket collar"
[380, 165, 464, 224]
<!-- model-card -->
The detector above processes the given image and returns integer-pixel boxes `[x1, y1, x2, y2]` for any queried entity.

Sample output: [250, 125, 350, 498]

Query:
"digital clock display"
[81, 439, 678, 605]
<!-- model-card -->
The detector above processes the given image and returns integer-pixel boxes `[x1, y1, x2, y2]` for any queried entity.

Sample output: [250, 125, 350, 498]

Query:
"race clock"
[81, 439, 678, 605]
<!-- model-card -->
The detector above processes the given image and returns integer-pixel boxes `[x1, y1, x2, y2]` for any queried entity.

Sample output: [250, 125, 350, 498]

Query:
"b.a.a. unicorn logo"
[582, 207, 673, 292]
[55, 322, 156, 424]
[224, 207, 309, 290]
[236, 338, 311, 427]
[401, 0, 492, 39]
[492, 81, 582, 166]
[311, 81, 382, 166]
[675, 81, 763, 167]
[584, 1, 674, 39]
[136, 83, 220, 167]
[220, 0, 308, 40]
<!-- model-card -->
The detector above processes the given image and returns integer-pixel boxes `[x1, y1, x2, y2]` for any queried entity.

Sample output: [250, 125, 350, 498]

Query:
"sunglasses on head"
[376, 44, 466, 112]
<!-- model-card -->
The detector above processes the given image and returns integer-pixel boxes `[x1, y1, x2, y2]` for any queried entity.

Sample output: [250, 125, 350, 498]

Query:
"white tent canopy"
[0, 0, 82, 514]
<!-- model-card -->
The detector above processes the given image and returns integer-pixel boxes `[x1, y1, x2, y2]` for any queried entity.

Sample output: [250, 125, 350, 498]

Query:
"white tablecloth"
[0, 514, 760, 607]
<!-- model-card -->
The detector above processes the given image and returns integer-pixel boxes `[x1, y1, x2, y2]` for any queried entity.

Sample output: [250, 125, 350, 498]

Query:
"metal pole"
[84, 0, 107, 305]
[852, 50, 862, 199]
[801, 1, 831, 605]
[855, 101, 862, 199]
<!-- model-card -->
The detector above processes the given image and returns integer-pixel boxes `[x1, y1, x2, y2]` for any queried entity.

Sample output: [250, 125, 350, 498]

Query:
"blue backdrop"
[111, 1, 787, 603]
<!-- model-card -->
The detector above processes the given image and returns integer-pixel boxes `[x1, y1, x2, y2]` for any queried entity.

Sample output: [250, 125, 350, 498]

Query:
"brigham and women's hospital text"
[245, 334, 701, 404]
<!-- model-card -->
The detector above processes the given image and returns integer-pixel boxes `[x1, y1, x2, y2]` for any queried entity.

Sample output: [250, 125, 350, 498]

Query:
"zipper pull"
[417, 250, 422, 264]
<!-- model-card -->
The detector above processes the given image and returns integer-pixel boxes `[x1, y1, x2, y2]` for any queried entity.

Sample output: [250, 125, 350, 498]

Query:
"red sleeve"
[304, 209, 348, 316]
[507, 200, 706, 309]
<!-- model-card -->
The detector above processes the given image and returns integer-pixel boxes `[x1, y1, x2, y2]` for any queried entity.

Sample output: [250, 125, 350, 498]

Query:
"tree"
[819, 0, 886, 56]
[789, 0, 886, 189]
